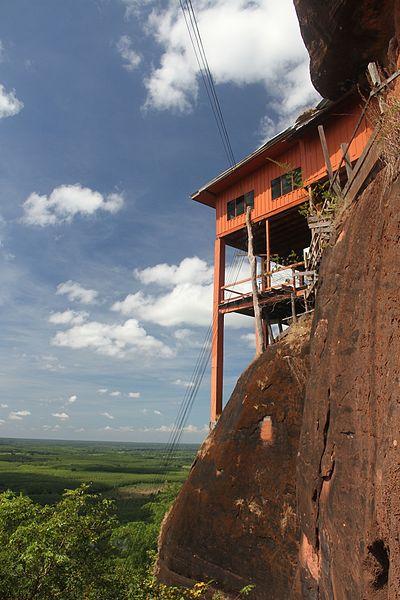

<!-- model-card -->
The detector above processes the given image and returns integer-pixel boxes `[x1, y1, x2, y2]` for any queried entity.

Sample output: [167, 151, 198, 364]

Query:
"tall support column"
[210, 237, 225, 426]
[265, 218, 271, 288]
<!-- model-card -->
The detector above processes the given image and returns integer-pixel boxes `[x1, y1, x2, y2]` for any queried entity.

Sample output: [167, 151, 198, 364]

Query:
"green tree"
[0, 484, 124, 599]
[113, 484, 180, 573]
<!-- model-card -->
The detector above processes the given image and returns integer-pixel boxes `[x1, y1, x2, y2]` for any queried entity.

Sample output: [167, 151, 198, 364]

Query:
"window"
[227, 200, 236, 220]
[271, 167, 302, 200]
[227, 190, 254, 220]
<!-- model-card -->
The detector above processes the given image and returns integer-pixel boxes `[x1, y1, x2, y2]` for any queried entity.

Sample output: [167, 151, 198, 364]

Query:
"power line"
[179, 0, 236, 168]
[160, 2, 239, 475]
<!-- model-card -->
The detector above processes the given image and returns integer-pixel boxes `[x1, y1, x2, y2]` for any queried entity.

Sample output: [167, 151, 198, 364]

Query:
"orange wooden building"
[192, 94, 373, 424]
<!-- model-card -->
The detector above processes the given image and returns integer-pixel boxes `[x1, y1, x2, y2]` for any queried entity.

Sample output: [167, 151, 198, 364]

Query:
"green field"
[0, 438, 197, 522]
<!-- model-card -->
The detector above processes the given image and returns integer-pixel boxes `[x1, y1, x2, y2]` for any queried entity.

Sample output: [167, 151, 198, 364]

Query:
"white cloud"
[97, 388, 108, 394]
[49, 310, 89, 326]
[56, 281, 98, 304]
[0, 84, 24, 119]
[9, 410, 31, 420]
[100, 411, 114, 420]
[174, 328, 193, 341]
[123, 0, 318, 131]
[39, 354, 66, 372]
[110, 390, 121, 397]
[21, 184, 124, 226]
[0, 403, 8, 408]
[153, 410, 162, 415]
[134, 257, 213, 288]
[0, 419, 5, 425]
[52, 318, 174, 358]
[183, 423, 208, 434]
[103, 425, 113, 431]
[52, 412, 69, 420]
[128, 391, 141, 398]
[121, 0, 153, 17]
[43, 424, 61, 431]
[240, 332, 256, 348]
[75, 427, 85, 433]
[111, 284, 212, 327]
[173, 378, 195, 388]
[112, 256, 253, 328]
[68, 395, 77, 403]
[141, 423, 172, 433]
[140, 423, 208, 434]
[117, 35, 141, 71]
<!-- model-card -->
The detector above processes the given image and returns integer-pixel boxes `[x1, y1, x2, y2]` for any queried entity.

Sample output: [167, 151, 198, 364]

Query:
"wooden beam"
[318, 124, 342, 196]
[246, 207, 265, 357]
[340, 143, 353, 181]
[210, 237, 225, 425]
[367, 61, 384, 117]
[342, 129, 380, 200]
[367, 61, 382, 87]
[291, 292, 297, 323]
[344, 142, 380, 205]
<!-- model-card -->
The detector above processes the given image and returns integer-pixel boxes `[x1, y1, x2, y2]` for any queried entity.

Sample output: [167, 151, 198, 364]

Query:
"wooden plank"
[318, 124, 342, 196]
[367, 62, 382, 86]
[341, 143, 353, 181]
[308, 220, 333, 229]
[342, 129, 379, 198]
[318, 125, 334, 180]
[345, 143, 380, 205]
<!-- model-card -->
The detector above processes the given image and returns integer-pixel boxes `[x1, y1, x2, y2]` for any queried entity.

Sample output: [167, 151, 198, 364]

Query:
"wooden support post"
[291, 292, 297, 324]
[210, 237, 225, 425]
[267, 320, 274, 344]
[303, 290, 309, 313]
[246, 207, 265, 356]
[261, 257, 266, 292]
[262, 318, 268, 347]
[340, 143, 353, 181]
[318, 125, 342, 196]
[307, 185, 314, 213]
[265, 218, 271, 288]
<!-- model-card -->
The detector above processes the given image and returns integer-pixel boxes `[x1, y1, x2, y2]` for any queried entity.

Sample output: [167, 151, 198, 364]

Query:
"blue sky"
[0, 0, 317, 442]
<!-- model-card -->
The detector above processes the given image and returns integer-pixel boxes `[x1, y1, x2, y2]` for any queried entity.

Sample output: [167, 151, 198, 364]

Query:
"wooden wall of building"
[215, 104, 372, 237]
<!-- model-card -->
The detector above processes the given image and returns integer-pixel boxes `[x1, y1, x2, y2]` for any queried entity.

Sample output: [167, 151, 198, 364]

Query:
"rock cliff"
[157, 321, 311, 599]
[293, 0, 399, 99]
[296, 169, 400, 599]
[157, 1, 400, 597]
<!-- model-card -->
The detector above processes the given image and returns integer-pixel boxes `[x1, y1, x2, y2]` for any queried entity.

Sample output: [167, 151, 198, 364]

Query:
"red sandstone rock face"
[157, 323, 311, 599]
[293, 0, 397, 99]
[296, 171, 400, 598]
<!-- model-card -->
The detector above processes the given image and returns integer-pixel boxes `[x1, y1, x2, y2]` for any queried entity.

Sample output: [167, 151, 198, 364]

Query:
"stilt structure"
[192, 93, 376, 424]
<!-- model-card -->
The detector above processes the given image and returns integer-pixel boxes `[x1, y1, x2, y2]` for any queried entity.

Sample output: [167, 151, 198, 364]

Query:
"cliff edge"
[157, 321, 311, 599]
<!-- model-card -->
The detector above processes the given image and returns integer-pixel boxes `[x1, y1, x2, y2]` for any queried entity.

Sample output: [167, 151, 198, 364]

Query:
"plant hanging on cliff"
[370, 95, 400, 187]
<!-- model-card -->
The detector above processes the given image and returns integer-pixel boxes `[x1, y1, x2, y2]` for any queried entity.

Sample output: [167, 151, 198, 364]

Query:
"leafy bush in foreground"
[0, 484, 122, 599]
[0, 484, 254, 599]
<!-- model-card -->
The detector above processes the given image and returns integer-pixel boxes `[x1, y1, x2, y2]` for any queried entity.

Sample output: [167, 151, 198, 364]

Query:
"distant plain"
[0, 438, 197, 522]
